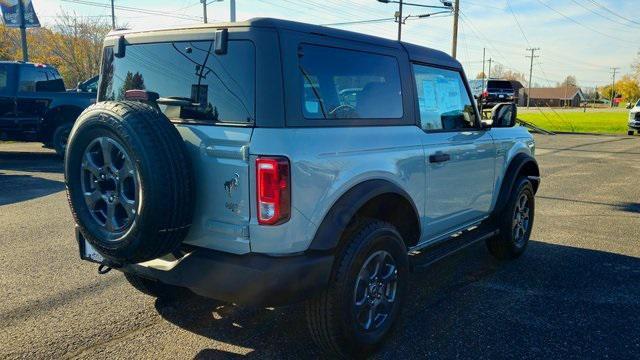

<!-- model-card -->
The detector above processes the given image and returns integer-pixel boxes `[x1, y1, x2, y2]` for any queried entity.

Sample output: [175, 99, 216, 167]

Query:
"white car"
[629, 100, 640, 135]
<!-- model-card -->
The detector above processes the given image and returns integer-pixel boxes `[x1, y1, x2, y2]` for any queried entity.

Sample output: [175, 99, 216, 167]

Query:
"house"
[519, 86, 586, 107]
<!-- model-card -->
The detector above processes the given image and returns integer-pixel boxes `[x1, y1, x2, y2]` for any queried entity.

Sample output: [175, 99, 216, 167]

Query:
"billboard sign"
[0, 0, 40, 28]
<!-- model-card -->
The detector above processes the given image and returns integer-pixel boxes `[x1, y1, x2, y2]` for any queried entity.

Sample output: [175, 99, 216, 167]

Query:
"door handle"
[429, 153, 451, 163]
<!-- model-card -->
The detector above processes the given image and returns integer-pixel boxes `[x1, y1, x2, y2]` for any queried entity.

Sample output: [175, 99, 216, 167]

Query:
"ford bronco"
[64, 18, 539, 357]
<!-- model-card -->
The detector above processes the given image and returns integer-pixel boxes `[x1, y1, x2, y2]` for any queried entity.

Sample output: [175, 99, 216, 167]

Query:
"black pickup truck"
[0, 61, 96, 156]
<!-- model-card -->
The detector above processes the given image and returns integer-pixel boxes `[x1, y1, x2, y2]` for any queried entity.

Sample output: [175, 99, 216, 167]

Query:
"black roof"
[246, 18, 461, 69]
[110, 17, 462, 70]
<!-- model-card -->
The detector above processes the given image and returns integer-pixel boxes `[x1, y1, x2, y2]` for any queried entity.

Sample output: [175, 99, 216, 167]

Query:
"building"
[519, 86, 585, 107]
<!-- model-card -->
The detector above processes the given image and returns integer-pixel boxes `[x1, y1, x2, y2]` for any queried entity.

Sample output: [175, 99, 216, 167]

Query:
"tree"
[559, 75, 577, 87]
[491, 64, 505, 79]
[0, 11, 110, 87]
[599, 76, 640, 102]
[615, 75, 640, 102]
[475, 71, 486, 80]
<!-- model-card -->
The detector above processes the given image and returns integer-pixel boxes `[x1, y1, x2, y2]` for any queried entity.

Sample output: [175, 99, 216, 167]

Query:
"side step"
[409, 227, 498, 269]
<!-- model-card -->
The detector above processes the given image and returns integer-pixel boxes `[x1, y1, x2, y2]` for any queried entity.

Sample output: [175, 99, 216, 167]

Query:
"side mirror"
[490, 103, 517, 128]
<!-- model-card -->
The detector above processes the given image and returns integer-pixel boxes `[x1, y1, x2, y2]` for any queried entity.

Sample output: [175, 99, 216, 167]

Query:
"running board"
[409, 227, 498, 270]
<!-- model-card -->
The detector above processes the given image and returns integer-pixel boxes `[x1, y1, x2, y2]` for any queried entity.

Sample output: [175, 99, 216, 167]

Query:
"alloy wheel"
[80, 137, 139, 235]
[353, 250, 399, 331]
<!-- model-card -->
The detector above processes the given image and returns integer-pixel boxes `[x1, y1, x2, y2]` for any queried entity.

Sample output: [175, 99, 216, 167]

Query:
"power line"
[61, 0, 205, 22]
[533, 0, 629, 44]
[585, 0, 640, 27]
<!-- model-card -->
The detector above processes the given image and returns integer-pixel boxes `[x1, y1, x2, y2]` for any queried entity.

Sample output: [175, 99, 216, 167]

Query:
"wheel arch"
[494, 153, 540, 216]
[308, 179, 421, 253]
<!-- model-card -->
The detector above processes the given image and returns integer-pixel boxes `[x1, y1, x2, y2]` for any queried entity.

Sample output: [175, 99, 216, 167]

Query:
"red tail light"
[256, 156, 290, 225]
[482, 90, 488, 98]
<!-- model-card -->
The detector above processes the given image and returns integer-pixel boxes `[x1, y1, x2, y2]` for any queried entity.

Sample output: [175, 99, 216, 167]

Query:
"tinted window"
[299, 44, 402, 120]
[100, 41, 255, 123]
[413, 64, 476, 131]
[18, 66, 65, 92]
[487, 80, 513, 90]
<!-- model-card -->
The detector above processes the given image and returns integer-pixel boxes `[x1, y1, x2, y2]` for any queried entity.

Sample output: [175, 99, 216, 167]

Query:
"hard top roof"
[108, 17, 461, 70]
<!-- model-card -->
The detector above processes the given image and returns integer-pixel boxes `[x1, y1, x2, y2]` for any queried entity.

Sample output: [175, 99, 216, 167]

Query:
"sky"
[31, 0, 640, 89]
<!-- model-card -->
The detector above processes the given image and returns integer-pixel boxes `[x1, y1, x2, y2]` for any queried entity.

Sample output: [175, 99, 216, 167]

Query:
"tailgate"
[175, 125, 253, 254]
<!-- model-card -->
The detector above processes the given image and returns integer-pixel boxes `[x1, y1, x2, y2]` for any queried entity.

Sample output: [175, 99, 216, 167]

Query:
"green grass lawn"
[517, 109, 629, 134]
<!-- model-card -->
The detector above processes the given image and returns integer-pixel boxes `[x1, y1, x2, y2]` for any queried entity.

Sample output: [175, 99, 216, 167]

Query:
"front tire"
[629, 130, 635, 136]
[306, 219, 409, 358]
[486, 177, 535, 260]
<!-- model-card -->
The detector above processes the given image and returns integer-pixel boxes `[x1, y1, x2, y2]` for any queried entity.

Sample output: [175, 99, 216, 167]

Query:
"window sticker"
[421, 79, 437, 111]
[437, 77, 461, 113]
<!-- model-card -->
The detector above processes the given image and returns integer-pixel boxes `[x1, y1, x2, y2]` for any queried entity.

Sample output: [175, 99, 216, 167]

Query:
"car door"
[412, 63, 497, 241]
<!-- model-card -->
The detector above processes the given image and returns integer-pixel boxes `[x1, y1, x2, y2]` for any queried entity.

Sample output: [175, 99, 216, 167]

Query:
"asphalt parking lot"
[1, 134, 639, 359]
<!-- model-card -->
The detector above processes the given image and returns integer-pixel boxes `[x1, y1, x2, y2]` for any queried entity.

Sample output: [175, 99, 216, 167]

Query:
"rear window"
[487, 80, 513, 90]
[298, 44, 403, 120]
[18, 65, 65, 92]
[99, 40, 255, 124]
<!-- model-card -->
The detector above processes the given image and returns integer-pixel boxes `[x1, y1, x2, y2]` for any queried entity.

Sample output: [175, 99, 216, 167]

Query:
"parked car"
[64, 18, 539, 358]
[72, 75, 99, 93]
[0, 61, 96, 156]
[629, 99, 640, 135]
[479, 79, 518, 109]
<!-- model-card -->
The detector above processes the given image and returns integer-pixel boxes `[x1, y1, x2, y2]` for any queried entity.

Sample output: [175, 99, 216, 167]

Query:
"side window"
[19, 67, 47, 92]
[99, 41, 255, 124]
[298, 44, 403, 120]
[413, 64, 476, 131]
[18, 66, 64, 92]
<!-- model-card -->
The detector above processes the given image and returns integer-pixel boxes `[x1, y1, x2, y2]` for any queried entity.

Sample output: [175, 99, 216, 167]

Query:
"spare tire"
[65, 101, 194, 265]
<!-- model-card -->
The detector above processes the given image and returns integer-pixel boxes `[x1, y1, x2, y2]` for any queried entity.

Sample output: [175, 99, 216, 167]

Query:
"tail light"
[482, 90, 488, 98]
[256, 156, 290, 225]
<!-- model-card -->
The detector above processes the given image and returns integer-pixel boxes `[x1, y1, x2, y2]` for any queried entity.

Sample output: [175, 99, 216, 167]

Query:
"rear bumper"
[120, 247, 334, 306]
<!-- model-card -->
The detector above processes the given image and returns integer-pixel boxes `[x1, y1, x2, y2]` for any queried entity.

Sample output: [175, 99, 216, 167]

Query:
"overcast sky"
[32, 0, 639, 88]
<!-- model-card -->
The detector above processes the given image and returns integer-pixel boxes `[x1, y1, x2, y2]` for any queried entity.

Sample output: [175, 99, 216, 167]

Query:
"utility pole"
[396, 0, 403, 41]
[610, 67, 619, 108]
[111, 0, 116, 29]
[481, 48, 486, 91]
[201, 0, 208, 23]
[526, 47, 540, 108]
[230, 0, 236, 22]
[451, 0, 459, 58]
[17, 0, 28, 61]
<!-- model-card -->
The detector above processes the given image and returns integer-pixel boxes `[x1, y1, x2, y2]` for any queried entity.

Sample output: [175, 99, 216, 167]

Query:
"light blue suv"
[64, 18, 540, 357]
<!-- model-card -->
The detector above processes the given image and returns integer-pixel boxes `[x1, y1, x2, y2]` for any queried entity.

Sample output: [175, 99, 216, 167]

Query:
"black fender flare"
[493, 153, 540, 216]
[307, 179, 420, 252]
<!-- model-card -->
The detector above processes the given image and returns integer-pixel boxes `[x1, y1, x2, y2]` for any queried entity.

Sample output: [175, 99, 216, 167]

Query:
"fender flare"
[307, 179, 420, 252]
[493, 153, 540, 216]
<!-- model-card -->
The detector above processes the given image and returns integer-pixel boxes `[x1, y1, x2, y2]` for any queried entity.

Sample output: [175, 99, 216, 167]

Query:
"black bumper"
[120, 247, 334, 306]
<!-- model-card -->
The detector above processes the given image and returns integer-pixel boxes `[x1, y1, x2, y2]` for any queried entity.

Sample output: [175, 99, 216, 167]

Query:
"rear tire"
[124, 273, 185, 300]
[305, 219, 408, 358]
[629, 130, 635, 136]
[486, 177, 535, 260]
[52, 122, 73, 158]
